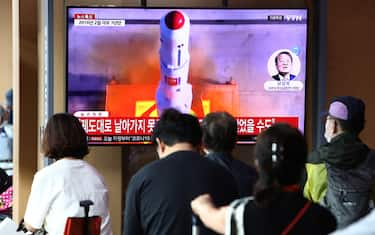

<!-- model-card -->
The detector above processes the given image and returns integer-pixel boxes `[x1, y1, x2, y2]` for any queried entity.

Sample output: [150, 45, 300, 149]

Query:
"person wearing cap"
[304, 96, 375, 229]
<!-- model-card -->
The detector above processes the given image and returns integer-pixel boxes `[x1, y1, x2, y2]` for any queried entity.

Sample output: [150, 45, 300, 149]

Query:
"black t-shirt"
[243, 192, 337, 235]
[206, 152, 258, 197]
[124, 150, 239, 235]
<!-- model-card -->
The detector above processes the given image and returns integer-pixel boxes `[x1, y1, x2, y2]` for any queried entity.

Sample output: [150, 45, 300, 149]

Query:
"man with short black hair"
[201, 111, 257, 197]
[304, 96, 375, 229]
[124, 109, 238, 235]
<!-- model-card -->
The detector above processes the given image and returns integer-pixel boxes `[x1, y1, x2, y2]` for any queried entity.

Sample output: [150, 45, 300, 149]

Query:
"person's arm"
[24, 172, 55, 232]
[191, 194, 227, 234]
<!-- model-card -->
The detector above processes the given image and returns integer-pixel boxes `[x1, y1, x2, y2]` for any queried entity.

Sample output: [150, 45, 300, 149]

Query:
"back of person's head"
[152, 108, 202, 147]
[201, 111, 237, 153]
[326, 96, 365, 135]
[42, 113, 89, 160]
[253, 123, 307, 207]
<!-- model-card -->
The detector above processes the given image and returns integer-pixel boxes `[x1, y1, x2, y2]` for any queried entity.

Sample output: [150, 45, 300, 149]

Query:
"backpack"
[322, 150, 375, 229]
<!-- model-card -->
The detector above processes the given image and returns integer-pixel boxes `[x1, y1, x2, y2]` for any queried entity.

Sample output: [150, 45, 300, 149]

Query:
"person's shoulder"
[127, 158, 164, 186]
[297, 200, 337, 233]
[367, 149, 375, 156]
[232, 158, 257, 174]
[311, 202, 337, 224]
[201, 157, 239, 188]
[309, 200, 336, 219]
[176, 151, 228, 172]
[272, 74, 280, 80]
[232, 158, 256, 171]
[132, 159, 159, 176]
[199, 153, 229, 168]
[288, 196, 334, 223]
[366, 149, 375, 160]
[360, 149, 375, 169]
[36, 159, 95, 178]
[35, 160, 61, 175]
[80, 160, 108, 183]
[190, 153, 234, 178]
[32, 161, 67, 185]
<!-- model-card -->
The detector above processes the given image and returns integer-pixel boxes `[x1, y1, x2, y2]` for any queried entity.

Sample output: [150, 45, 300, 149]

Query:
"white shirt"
[24, 159, 112, 235]
[329, 209, 375, 235]
[277, 73, 291, 81]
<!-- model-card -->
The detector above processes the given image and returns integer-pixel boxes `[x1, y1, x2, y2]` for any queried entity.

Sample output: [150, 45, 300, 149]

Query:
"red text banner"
[79, 117, 298, 138]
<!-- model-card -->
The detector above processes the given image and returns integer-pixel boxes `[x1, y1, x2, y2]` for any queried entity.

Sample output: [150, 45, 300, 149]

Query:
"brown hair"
[42, 113, 89, 160]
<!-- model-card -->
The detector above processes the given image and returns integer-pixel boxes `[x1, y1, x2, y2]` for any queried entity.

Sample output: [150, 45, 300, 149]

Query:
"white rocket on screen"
[156, 10, 192, 115]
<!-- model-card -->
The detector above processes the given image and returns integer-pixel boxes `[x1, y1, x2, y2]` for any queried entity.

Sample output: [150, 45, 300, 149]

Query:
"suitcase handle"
[80, 200, 94, 235]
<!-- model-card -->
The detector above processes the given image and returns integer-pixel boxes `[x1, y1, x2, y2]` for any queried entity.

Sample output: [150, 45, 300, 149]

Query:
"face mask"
[324, 117, 334, 143]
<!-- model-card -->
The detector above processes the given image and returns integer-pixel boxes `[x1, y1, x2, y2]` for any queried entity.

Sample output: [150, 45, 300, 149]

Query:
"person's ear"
[156, 138, 166, 156]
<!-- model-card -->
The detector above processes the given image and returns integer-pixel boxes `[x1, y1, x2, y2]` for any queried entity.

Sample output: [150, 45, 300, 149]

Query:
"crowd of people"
[2, 95, 375, 235]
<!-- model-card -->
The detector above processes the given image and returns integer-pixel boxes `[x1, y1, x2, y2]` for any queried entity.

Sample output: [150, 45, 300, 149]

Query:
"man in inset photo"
[272, 51, 296, 81]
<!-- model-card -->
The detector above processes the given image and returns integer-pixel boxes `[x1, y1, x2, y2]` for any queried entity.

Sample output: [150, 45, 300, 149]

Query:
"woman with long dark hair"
[191, 123, 336, 235]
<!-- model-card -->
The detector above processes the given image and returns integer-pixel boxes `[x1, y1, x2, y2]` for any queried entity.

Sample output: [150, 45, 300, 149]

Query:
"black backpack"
[322, 150, 375, 229]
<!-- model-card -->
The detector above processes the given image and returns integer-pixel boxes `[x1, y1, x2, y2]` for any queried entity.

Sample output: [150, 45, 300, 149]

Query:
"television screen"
[67, 7, 308, 145]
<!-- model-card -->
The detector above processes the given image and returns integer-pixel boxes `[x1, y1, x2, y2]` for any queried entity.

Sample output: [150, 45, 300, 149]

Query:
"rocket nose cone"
[165, 11, 185, 30]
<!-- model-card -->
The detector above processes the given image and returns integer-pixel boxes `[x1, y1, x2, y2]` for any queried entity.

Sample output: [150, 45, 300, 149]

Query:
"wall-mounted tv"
[66, 7, 308, 145]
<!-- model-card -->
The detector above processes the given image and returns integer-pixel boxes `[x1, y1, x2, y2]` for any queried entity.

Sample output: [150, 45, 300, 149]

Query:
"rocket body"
[156, 10, 192, 115]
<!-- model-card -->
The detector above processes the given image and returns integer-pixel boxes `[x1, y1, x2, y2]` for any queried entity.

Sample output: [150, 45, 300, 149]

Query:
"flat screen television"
[66, 7, 308, 145]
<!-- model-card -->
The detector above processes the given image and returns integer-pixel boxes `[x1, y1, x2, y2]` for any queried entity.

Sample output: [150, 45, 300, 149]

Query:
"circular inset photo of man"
[267, 49, 301, 81]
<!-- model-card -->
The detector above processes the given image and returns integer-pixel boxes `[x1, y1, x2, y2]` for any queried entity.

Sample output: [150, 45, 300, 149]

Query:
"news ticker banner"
[78, 117, 298, 144]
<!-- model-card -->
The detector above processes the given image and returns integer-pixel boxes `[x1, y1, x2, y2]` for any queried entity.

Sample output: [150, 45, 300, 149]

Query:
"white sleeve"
[24, 171, 57, 229]
[225, 197, 252, 235]
[329, 210, 375, 235]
